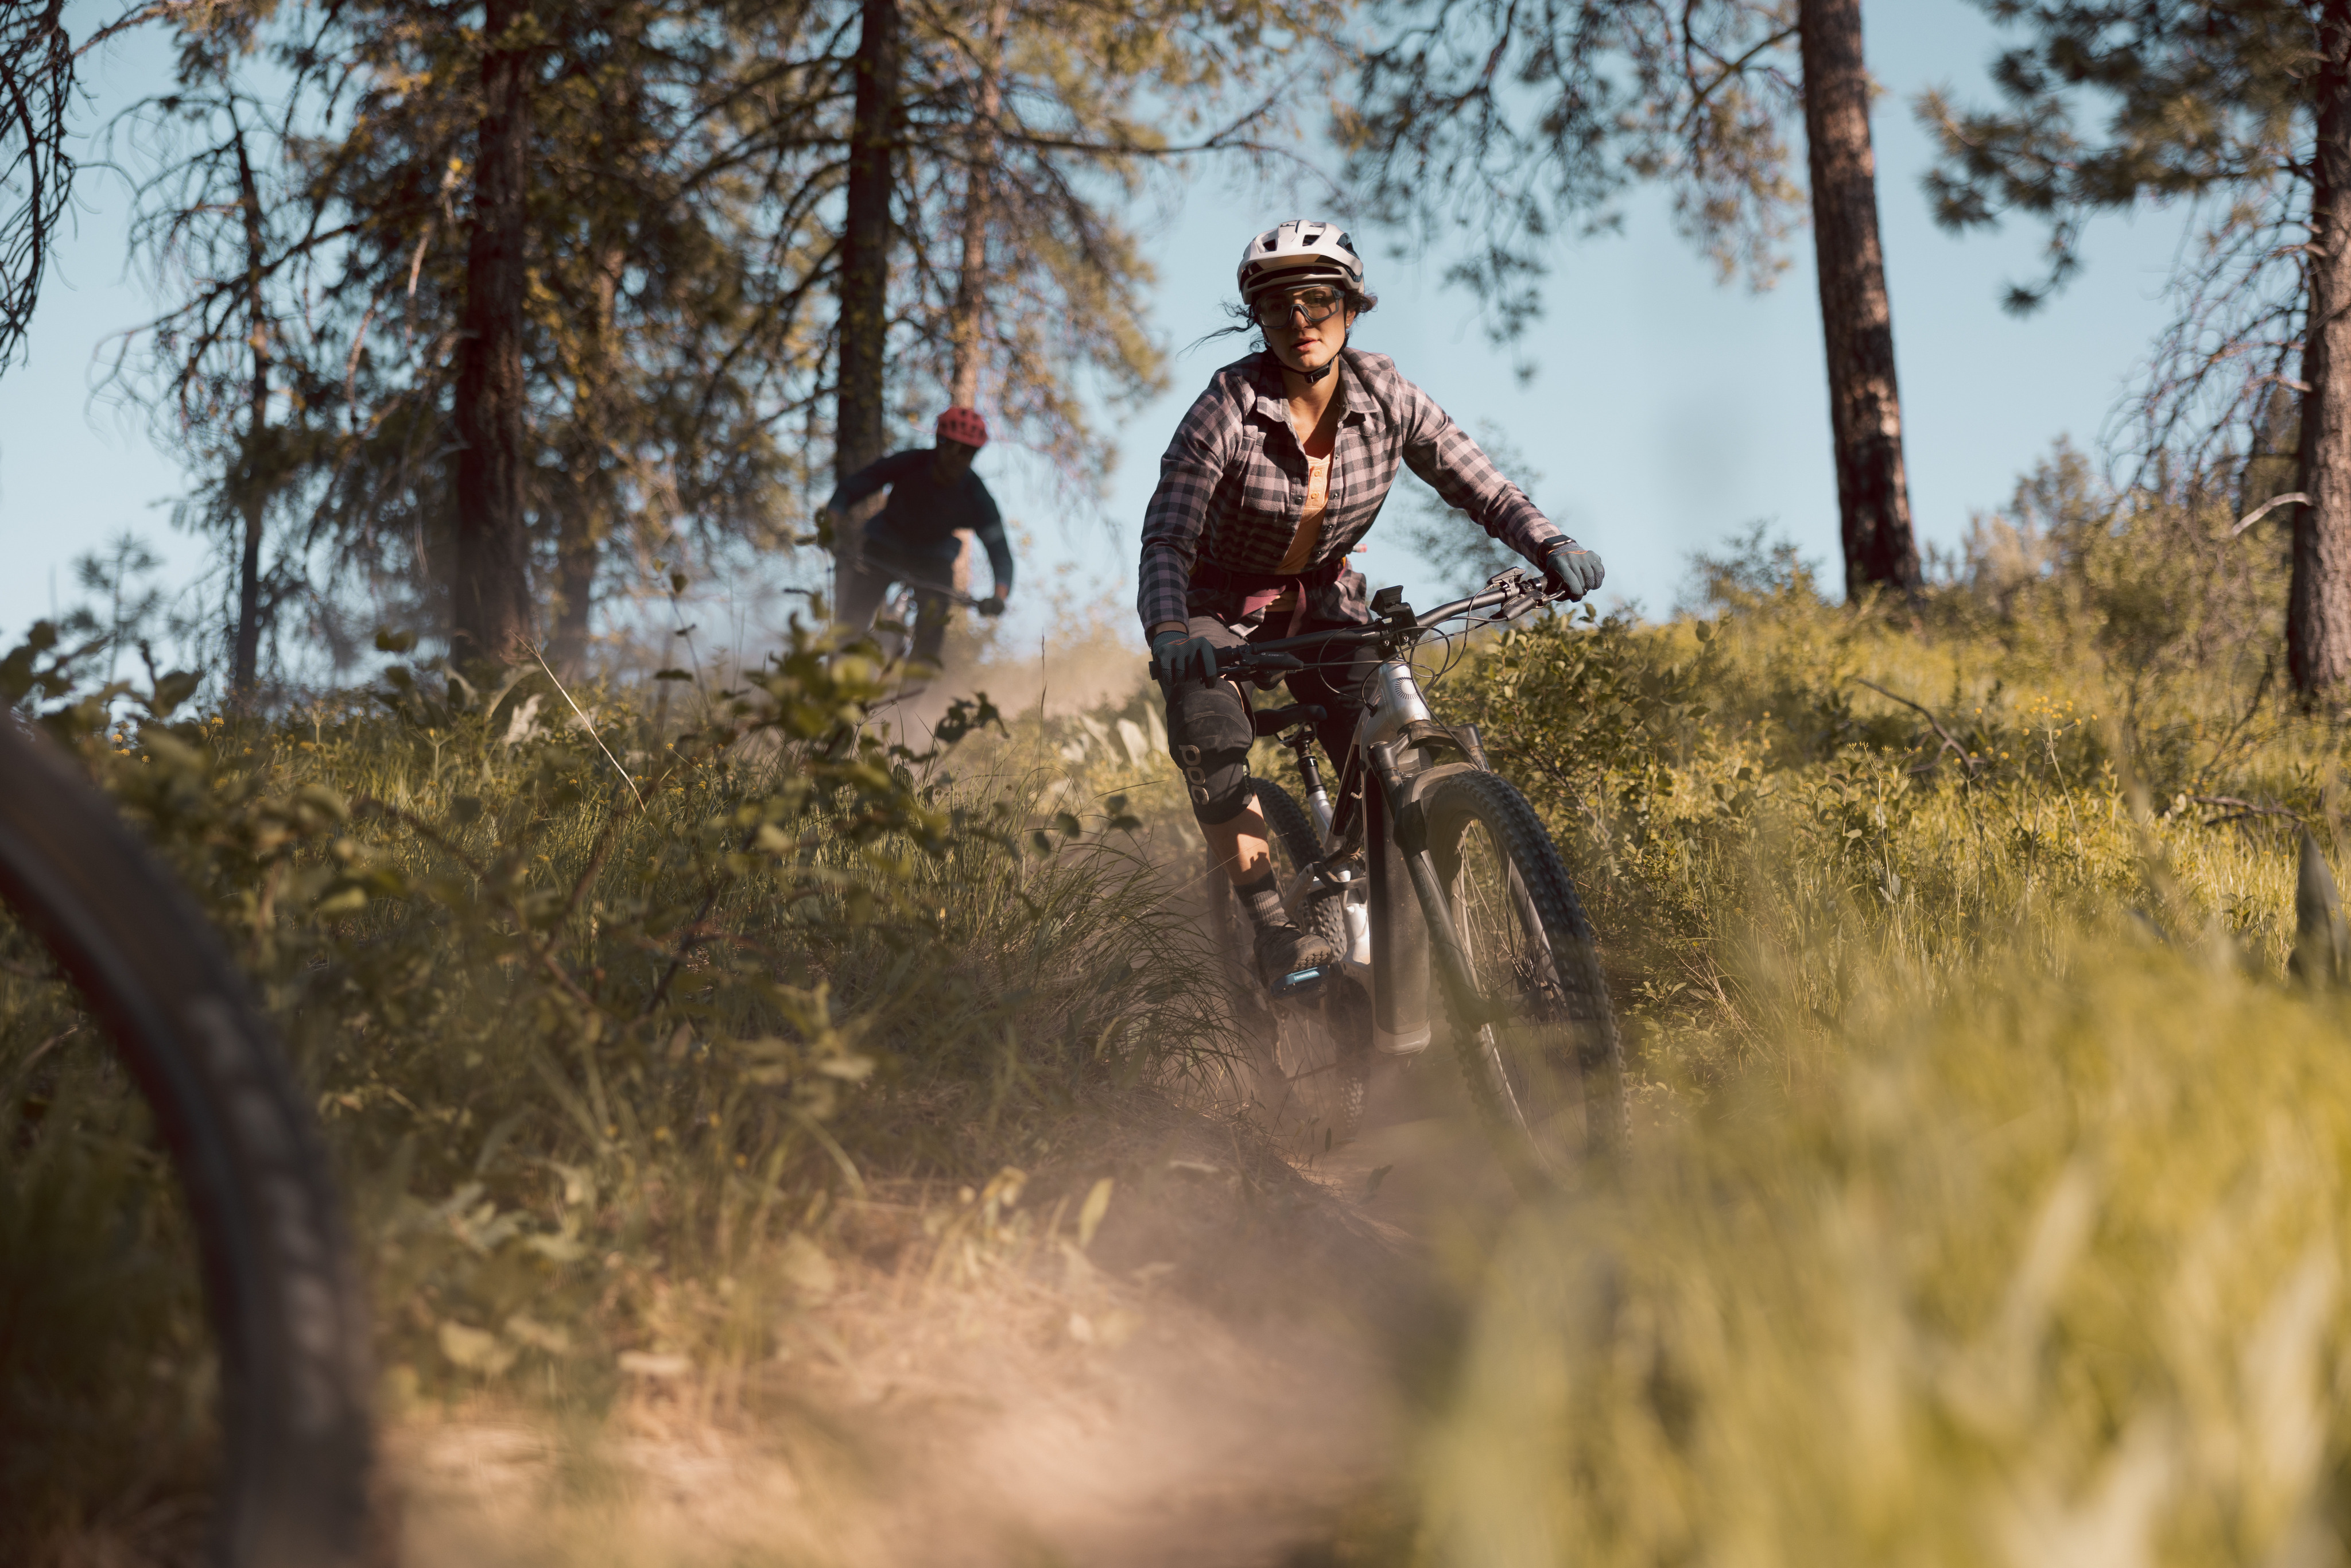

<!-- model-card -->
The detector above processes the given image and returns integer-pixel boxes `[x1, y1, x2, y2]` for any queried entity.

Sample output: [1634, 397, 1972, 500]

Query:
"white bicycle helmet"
[1236, 219, 1365, 301]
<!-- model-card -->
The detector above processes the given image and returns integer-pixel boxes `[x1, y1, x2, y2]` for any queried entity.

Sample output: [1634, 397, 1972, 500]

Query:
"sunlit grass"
[1411, 543, 2351, 1563]
[14, 494, 2351, 1562]
[0, 622, 1234, 1555]
[1429, 942, 2351, 1566]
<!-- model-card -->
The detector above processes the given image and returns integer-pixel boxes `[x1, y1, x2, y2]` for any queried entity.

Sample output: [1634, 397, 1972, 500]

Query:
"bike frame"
[1189, 572, 1559, 1056]
[871, 575, 997, 663]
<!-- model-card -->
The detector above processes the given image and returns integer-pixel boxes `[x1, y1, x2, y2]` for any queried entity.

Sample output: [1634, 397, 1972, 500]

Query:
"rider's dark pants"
[1161, 614, 1379, 825]
[837, 548, 952, 666]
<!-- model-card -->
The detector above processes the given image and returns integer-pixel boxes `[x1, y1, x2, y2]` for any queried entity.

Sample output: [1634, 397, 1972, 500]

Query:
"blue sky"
[1, 2, 2194, 655]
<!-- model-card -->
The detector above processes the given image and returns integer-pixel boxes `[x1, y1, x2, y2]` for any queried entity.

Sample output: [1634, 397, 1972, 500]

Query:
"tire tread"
[1422, 768, 1627, 1182]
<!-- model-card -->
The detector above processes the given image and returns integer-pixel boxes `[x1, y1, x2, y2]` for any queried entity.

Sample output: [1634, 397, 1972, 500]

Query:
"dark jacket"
[827, 449, 1013, 593]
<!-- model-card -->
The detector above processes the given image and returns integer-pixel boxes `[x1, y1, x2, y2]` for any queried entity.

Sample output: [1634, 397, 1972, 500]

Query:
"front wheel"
[1421, 769, 1625, 1187]
[0, 724, 374, 1566]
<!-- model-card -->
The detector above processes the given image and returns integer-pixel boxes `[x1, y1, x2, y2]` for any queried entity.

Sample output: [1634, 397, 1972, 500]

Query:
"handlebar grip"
[1151, 647, 1304, 684]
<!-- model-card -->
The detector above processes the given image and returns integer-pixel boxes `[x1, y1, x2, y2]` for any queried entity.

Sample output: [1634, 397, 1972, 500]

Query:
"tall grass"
[0, 619, 1228, 1554]
[1428, 945, 2351, 1566]
[15, 454, 2351, 1562]
[1407, 491, 2351, 1563]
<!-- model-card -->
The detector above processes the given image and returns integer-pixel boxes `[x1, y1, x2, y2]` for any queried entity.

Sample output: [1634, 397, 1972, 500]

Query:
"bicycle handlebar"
[889, 574, 1002, 612]
[1147, 568, 1563, 682]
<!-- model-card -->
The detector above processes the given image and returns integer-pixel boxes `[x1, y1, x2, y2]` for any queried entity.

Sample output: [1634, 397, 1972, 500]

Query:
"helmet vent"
[1235, 218, 1368, 298]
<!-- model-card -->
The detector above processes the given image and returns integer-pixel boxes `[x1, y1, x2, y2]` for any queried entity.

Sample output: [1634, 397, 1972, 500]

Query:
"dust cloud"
[379, 1084, 1493, 1568]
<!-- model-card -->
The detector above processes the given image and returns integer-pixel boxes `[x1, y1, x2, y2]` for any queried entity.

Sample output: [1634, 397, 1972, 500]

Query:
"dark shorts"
[1162, 614, 1380, 824]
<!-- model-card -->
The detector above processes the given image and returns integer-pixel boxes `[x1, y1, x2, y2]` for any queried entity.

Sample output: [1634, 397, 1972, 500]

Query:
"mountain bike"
[0, 720, 374, 1567]
[872, 572, 1004, 666]
[1161, 570, 1626, 1189]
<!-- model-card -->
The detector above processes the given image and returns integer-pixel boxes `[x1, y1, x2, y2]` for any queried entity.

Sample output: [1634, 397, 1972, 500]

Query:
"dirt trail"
[386, 1083, 1475, 1568]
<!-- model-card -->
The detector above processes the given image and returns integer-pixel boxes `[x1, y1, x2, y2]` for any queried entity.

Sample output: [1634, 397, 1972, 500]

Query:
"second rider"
[1141, 219, 1606, 991]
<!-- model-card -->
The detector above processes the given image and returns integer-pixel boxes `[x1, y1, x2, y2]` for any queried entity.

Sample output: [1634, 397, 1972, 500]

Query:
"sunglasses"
[1251, 286, 1346, 329]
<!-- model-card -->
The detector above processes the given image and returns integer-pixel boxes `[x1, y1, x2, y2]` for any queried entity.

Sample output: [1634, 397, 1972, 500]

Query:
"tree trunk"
[948, 0, 1009, 407]
[549, 495, 598, 674]
[1799, 0, 1919, 599]
[551, 245, 623, 676]
[232, 123, 267, 703]
[834, 0, 899, 608]
[940, 2, 1008, 615]
[452, 0, 537, 666]
[549, 510, 597, 672]
[2293, 2, 2351, 697]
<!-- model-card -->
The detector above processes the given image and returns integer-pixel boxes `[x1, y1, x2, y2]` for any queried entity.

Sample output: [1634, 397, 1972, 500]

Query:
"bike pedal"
[1267, 964, 1332, 1001]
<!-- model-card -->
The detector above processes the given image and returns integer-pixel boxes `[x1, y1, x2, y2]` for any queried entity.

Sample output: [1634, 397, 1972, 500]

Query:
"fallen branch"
[1850, 678, 1982, 778]
[2191, 793, 2306, 829]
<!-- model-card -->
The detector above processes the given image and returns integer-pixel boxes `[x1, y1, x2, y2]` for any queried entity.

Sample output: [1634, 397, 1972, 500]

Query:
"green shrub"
[0, 619, 1221, 1546]
[1404, 496, 2351, 1565]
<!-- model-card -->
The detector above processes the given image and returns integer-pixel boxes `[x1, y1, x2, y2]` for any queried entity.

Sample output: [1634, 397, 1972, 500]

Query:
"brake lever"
[1504, 587, 1553, 618]
[1473, 566, 1554, 622]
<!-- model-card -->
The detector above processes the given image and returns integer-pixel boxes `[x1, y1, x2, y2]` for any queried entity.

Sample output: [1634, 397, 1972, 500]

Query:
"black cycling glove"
[1541, 538, 1606, 601]
[1151, 629, 1220, 686]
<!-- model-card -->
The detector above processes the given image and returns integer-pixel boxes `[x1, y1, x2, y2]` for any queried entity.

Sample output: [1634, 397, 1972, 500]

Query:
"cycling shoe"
[1255, 921, 1337, 1000]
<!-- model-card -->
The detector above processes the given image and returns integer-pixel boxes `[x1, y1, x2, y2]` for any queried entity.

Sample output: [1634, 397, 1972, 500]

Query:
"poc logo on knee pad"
[1176, 745, 1215, 804]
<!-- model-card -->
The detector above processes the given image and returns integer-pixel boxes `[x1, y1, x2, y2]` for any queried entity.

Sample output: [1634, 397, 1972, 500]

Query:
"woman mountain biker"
[1142, 218, 1605, 992]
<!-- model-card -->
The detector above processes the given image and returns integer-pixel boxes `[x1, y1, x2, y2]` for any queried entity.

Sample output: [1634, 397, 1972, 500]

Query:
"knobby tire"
[1421, 768, 1625, 1189]
[0, 723, 374, 1568]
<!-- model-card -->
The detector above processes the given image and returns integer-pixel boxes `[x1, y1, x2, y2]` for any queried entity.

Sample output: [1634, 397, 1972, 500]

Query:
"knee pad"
[1164, 683, 1255, 823]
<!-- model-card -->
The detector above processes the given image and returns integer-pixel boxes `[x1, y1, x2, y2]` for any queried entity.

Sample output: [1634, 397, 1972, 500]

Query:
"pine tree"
[1918, 1, 2351, 696]
[1343, 0, 1926, 599]
[832, 0, 901, 606]
[121, 0, 824, 674]
[1800, 0, 1918, 595]
[116, 0, 1343, 675]
[835, 0, 1349, 478]
[449, 0, 538, 665]
[111, 10, 324, 698]
[0, 1, 77, 370]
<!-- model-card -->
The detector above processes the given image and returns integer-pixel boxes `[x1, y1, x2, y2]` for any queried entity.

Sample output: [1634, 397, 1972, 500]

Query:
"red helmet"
[936, 406, 988, 449]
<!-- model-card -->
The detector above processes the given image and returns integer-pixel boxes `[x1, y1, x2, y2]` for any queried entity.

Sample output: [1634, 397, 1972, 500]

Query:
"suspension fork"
[1367, 741, 1489, 1042]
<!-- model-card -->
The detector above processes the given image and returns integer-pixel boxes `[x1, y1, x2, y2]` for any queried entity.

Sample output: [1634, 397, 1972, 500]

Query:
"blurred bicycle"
[0, 719, 374, 1567]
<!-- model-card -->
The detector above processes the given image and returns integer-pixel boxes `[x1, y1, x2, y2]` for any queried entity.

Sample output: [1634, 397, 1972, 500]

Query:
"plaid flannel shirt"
[1136, 348, 1564, 634]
